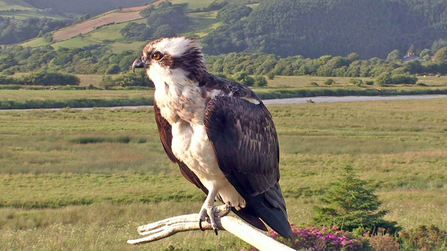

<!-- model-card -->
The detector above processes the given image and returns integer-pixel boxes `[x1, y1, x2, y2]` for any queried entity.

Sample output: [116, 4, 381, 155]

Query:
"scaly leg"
[198, 187, 231, 235]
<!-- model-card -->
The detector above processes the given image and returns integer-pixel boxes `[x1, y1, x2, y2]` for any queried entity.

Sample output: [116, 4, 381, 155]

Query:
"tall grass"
[1, 98, 447, 249]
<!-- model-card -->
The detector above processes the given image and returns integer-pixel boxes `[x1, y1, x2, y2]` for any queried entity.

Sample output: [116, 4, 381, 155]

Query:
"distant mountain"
[24, 0, 155, 15]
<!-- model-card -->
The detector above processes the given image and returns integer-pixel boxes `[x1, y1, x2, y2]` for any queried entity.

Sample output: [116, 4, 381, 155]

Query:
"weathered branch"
[127, 213, 294, 251]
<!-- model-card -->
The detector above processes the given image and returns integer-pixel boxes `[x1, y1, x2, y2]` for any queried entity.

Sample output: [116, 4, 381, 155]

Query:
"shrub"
[416, 82, 427, 86]
[399, 225, 447, 250]
[375, 72, 392, 86]
[106, 64, 121, 74]
[69, 136, 131, 144]
[98, 75, 115, 90]
[113, 72, 154, 87]
[368, 229, 400, 251]
[267, 72, 275, 80]
[254, 75, 268, 87]
[390, 74, 418, 84]
[323, 78, 334, 85]
[349, 78, 363, 86]
[365, 80, 374, 85]
[310, 82, 319, 86]
[21, 71, 80, 86]
[232, 71, 255, 86]
[99, 71, 154, 89]
[0, 75, 18, 85]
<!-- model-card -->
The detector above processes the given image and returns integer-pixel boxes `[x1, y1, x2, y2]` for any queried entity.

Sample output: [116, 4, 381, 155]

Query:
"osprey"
[132, 37, 293, 238]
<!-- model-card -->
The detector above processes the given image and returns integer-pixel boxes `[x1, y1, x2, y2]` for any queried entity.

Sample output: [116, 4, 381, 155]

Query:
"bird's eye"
[152, 52, 163, 61]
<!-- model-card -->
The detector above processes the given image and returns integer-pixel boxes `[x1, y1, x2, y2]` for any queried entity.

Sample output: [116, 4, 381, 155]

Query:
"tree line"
[0, 17, 70, 45]
[0, 42, 446, 86]
[206, 48, 447, 81]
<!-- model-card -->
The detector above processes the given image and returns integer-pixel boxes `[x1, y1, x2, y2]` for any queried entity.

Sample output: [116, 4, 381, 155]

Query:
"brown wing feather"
[153, 99, 207, 193]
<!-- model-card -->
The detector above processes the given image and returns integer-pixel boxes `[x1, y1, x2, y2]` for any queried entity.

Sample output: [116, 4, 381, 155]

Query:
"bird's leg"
[198, 188, 231, 235]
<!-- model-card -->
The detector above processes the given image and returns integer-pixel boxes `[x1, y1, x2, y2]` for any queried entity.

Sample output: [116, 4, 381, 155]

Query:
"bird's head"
[132, 37, 206, 85]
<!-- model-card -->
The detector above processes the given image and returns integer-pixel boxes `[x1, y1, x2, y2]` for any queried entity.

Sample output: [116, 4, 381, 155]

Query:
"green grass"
[0, 0, 34, 11]
[0, 0, 67, 19]
[0, 89, 154, 109]
[1, 75, 447, 109]
[1, 98, 447, 249]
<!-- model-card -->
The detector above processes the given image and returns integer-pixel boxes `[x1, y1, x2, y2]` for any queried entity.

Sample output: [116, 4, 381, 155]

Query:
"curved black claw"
[214, 229, 218, 235]
[199, 218, 205, 231]
[219, 205, 231, 218]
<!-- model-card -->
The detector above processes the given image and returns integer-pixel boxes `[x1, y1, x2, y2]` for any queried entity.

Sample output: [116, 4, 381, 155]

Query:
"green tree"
[313, 166, 399, 234]
[232, 71, 254, 86]
[153, 25, 176, 39]
[434, 46, 447, 63]
[385, 49, 402, 63]
[253, 75, 267, 87]
[375, 72, 392, 86]
[419, 49, 432, 61]
[106, 64, 121, 74]
[217, 3, 252, 24]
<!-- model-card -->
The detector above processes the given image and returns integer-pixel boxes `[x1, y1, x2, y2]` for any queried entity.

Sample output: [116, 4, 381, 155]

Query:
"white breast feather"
[150, 67, 246, 209]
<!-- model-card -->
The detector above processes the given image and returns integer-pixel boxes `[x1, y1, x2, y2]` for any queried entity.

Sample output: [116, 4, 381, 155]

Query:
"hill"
[21, 0, 228, 51]
[0, 0, 34, 11]
[202, 0, 447, 59]
[51, 1, 163, 42]
[4, 0, 447, 63]
[0, 0, 67, 19]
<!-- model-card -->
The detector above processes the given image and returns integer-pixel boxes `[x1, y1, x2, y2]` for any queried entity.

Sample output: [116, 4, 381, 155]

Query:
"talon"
[219, 204, 231, 217]
[214, 229, 218, 235]
[199, 219, 205, 231]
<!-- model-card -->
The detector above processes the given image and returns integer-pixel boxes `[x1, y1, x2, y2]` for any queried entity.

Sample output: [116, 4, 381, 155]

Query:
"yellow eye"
[153, 52, 163, 61]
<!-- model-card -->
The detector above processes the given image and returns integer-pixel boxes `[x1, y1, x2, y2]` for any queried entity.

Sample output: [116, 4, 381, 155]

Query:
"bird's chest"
[154, 84, 205, 125]
[155, 84, 225, 187]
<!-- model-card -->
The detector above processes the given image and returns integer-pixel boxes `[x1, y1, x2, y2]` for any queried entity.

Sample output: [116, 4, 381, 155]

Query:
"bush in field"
[99, 71, 154, 89]
[312, 166, 400, 234]
[0, 75, 18, 85]
[375, 72, 392, 86]
[399, 225, 447, 250]
[390, 74, 418, 84]
[349, 78, 363, 86]
[232, 71, 255, 86]
[254, 75, 268, 87]
[21, 71, 80, 86]
[368, 229, 400, 251]
[324, 78, 334, 85]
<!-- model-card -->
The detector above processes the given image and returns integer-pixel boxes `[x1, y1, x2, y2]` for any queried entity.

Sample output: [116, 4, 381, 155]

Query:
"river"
[1, 94, 447, 112]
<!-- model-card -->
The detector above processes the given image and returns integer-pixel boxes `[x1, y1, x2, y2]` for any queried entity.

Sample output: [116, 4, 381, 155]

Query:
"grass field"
[1, 98, 446, 250]
[1, 75, 446, 109]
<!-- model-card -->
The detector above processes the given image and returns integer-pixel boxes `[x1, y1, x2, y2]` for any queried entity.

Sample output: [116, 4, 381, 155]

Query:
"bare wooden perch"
[128, 213, 295, 251]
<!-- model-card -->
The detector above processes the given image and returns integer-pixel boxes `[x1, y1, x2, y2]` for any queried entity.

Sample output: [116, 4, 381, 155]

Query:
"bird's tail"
[234, 183, 294, 239]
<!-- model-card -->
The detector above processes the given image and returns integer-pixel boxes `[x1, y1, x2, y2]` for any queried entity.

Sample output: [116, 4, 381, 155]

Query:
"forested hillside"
[202, 0, 447, 58]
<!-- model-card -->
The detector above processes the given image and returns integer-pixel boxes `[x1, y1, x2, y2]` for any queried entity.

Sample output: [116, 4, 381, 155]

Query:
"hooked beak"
[131, 56, 148, 73]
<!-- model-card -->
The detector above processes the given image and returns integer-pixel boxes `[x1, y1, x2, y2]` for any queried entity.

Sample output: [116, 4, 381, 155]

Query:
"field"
[1, 98, 446, 250]
[1, 75, 447, 109]
[18, 0, 248, 52]
[51, 0, 164, 42]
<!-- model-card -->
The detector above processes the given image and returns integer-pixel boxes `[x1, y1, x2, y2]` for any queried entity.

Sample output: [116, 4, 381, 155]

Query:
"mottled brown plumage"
[132, 37, 293, 238]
